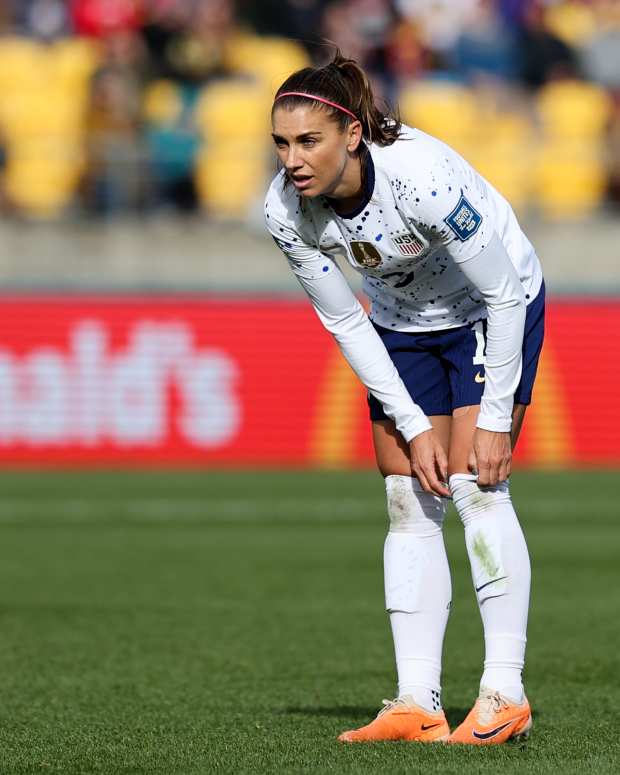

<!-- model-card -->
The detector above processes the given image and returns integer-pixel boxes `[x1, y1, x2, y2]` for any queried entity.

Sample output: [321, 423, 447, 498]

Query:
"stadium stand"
[534, 79, 612, 218]
[194, 79, 270, 217]
[0, 35, 100, 217]
[0, 1, 616, 221]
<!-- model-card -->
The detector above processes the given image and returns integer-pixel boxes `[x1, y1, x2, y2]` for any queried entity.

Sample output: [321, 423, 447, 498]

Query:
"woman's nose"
[285, 146, 301, 170]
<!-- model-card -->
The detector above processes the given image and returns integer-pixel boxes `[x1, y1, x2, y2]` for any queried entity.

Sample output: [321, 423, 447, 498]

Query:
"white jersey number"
[472, 321, 486, 365]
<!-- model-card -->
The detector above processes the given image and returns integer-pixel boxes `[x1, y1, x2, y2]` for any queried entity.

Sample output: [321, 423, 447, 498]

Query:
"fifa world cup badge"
[350, 241, 383, 268]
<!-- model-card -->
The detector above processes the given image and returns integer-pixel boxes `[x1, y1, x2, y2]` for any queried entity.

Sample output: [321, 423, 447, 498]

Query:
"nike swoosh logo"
[420, 723, 442, 731]
[474, 372, 485, 383]
[472, 721, 513, 740]
[475, 576, 507, 593]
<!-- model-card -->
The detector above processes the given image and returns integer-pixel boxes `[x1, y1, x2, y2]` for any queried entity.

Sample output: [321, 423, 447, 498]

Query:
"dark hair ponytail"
[273, 49, 401, 147]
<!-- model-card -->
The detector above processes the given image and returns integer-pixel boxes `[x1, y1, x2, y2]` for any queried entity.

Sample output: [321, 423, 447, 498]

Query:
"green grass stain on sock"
[472, 531, 500, 578]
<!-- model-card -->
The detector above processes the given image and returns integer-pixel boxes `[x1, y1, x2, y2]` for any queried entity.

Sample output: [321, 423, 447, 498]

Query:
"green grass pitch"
[0, 469, 617, 774]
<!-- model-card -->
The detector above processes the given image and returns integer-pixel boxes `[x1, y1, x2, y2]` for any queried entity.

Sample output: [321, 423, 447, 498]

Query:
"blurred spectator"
[321, 1, 370, 65]
[384, 15, 429, 84]
[82, 31, 147, 215]
[320, 0, 398, 97]
[395, 0, 478, 58]
[140, 0, 195, 81]
[238, 0, 328, 54]
[517, 0, 578, 90]
[70, 0, 143, 38]
[0, 128, 6, 213]
[581, 3, 620, 91]
[13, 0, 71, 39]
[607, 95, 620, 207]
[143, 80, 200, 212]
[496, 0, 528, 28]
[451, 0, 518, 84]
[141, 0, 235, 83]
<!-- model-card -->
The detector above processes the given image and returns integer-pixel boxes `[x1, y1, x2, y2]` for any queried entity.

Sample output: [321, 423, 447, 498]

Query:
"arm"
[298, 265, 449, 495]
[456, 234, 525, 485]
[295, 261, 432, 442]
[455, 232, 526, 434]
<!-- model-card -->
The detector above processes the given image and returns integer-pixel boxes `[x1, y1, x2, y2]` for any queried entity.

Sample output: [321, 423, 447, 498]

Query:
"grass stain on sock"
[472, 531, 500, 578]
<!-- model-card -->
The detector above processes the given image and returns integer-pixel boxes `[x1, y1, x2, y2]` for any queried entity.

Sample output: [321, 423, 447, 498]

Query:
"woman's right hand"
[409, 430, 450, 497]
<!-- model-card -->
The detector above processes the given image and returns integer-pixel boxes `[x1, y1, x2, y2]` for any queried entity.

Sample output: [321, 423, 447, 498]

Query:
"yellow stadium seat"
[534, 140, 607, 220]
[4, 138, 84, 218]
[194, 80, 270, 140]
[536, 80, 612, 141]
[469, 106, 533, 210]
[467, 147, 532, 212]
[544, 1, 597, 47]
[194, 148, 267, 218]
[52, 37, 101, 84]
[399, 80, 477, 147]
[0, 37, 98, 102]
[0, 37, 43, 93]
[0, 38, 99, 218]
[223, 34, 310, 95]
[1, 91, 86, 139]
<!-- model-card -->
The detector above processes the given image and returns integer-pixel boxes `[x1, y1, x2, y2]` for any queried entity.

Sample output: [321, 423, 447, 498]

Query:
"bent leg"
[384, 475, 451, 711]
[448, 404, 531, 704]
[373, 417, 452, 712]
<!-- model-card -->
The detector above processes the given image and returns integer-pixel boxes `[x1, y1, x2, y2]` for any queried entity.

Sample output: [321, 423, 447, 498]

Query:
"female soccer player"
[264, 51, 544, 745]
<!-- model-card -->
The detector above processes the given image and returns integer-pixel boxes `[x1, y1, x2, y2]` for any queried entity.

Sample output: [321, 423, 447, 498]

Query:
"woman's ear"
[346, 120, 363, 153]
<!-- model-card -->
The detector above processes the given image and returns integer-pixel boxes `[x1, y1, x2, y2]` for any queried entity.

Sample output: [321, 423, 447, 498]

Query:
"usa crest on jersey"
[393, 233, 426, 257]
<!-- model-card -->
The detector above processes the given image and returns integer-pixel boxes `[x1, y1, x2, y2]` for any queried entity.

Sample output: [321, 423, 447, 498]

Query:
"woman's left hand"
[468, 428, 512, 486]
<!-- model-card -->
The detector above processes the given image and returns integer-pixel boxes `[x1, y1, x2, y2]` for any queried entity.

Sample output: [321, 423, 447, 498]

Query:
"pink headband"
[275, 91, 358, 122]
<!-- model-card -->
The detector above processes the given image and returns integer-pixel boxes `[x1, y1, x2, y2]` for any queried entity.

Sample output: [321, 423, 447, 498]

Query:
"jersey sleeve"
[455, 234, 526, 432]
[264, 190, 432, 442]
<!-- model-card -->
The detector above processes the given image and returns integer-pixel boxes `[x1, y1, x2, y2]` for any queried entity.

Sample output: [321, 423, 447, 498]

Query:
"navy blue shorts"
[368, 281, 545, 420]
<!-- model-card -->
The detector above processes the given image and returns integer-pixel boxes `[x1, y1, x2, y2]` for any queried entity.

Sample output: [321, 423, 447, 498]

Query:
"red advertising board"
[0, 295, 617, 467]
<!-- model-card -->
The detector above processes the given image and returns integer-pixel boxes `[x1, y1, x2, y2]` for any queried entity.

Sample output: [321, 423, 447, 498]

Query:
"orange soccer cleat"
[338, 697, 450, 743]
[448, 687, 532, 745]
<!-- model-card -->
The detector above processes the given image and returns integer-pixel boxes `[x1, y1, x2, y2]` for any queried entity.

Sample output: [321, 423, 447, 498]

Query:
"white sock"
[384, 475, 451, 713]
[450, 474, 531, 704]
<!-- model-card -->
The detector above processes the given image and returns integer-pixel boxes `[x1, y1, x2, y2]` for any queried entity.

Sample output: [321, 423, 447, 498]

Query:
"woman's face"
[271, 105, 362, 199]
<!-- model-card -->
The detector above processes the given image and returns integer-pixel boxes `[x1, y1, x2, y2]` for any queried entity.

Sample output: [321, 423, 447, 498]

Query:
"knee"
[386, 474, 446, 536]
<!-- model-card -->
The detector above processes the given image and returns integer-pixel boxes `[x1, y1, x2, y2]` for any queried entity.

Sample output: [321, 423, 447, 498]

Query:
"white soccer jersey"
[264, 125, 544, 441]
